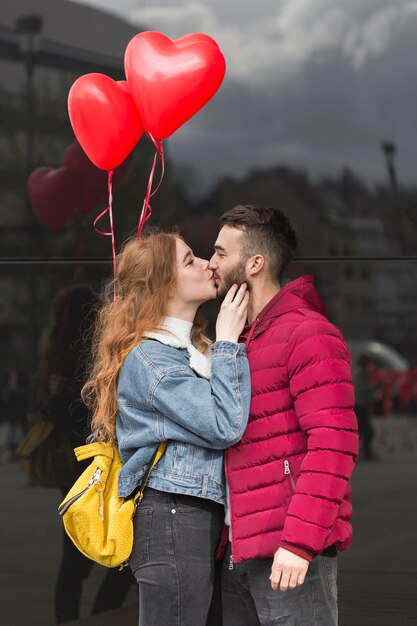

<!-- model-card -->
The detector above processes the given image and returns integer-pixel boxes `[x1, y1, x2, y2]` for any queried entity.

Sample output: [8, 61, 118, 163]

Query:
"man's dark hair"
[220, 205, 298, 282]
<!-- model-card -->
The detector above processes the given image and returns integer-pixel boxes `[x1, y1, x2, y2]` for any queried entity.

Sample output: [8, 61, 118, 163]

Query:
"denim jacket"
[116, 338, 250, 505]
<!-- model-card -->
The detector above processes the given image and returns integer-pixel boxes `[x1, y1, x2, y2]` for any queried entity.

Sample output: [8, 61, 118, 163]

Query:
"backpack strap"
[74, 441, 115, 462]
[133, 441, 167, 505]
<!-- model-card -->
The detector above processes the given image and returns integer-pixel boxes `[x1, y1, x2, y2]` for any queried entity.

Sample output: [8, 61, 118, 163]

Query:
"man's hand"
[269, 547, 309, 591]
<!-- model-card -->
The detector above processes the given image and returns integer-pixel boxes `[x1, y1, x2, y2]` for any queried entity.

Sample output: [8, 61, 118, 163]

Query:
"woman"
[82, 231, 251, 626]
[35, 285, 134, 623]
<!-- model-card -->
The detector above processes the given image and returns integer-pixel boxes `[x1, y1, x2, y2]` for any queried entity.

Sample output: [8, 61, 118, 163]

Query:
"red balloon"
[175, 33, 220, 48]
[64, 141, 107, 192]
[78, 187, 100, 217]
[27, 167, 81, 231]
[68, 75, 143, 170]
[63, 140, 132, 214]
[124, 32, 226, 140]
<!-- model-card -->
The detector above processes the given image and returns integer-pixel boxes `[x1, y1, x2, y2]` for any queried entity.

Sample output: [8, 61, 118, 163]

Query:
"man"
[209, 205, 358, 626]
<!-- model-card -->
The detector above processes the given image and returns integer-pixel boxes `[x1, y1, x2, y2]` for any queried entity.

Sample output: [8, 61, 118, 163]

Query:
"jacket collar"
[241, 275, 327, 345]
[142, 330, 212, 379]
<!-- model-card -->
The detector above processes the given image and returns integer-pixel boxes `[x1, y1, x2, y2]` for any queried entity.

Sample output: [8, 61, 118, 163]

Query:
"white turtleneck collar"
[142, 316, 212, 379]
[161, 316, 193, 345]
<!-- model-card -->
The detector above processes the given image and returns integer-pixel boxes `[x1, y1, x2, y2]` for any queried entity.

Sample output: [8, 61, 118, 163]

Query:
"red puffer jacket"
[225, 275, 358, 563]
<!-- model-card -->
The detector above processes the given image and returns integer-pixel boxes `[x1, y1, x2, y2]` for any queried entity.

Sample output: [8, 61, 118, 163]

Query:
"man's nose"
[209, 255, 217, 269]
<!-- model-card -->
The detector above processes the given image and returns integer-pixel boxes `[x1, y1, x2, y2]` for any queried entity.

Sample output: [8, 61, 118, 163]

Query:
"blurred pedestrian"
[1, 356, 28, 454]
[35, 284, 134, 624]
[353, 355, 378, 460]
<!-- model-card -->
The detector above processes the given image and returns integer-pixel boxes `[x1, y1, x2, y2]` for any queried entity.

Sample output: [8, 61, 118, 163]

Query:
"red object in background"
[68, 75, 143, 170]
[63, 141, 108, 201]
[124, 31, 226, 140]
[398, 366, 417, 411]
[27, 167, 82, 231]
[64, 141, 132, 215]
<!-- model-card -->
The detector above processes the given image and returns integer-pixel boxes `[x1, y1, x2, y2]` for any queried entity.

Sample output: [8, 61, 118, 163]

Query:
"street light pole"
[381, 140, 406, 255]
[15, 15, 43, 408]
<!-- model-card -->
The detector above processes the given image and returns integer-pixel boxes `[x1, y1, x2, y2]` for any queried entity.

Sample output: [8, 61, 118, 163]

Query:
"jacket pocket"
[282, 455, 305, 500]
[171, 492, 208, 513]
[283, 459, 297, 493]
[172, 442, 193, 476]
[322, 554, 338, 599]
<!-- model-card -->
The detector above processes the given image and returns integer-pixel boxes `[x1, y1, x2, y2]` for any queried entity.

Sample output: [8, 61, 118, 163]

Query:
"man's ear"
[246, 255, 265, 277]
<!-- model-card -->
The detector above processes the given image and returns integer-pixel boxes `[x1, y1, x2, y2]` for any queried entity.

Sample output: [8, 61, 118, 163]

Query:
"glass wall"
[1, 1, 417, 625]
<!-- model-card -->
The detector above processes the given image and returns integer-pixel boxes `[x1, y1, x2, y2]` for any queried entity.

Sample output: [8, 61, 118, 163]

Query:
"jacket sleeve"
[147, 341, 251, 449]
[279, 318, 358, 560]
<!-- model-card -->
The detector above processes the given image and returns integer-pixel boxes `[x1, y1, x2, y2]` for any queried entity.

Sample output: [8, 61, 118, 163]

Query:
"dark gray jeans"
[130, 487, 224, 626]
[221, 543, 338, 626]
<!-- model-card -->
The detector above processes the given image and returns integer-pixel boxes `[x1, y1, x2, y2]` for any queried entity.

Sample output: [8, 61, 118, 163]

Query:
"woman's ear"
[247, 255, 265, 277]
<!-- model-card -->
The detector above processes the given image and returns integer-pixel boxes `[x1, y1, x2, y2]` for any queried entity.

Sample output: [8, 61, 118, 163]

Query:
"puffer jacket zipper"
[226, 316, 260, 565]
[225, 449, 235, 567]
[284, 459, 296, 491]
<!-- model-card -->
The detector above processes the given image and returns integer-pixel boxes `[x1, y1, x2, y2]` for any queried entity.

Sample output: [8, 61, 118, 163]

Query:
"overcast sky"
[71, 0, 417, 191]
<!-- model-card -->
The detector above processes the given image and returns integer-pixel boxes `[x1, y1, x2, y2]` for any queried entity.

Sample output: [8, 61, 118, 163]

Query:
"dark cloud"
[75, 0, 417, 191]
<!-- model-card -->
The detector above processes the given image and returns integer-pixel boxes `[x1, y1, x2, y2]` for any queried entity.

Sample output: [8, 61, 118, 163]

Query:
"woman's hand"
[215, 284, 249, 343]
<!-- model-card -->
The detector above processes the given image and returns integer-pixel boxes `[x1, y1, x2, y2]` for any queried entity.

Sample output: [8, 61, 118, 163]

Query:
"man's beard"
[215, 262, 248, 301]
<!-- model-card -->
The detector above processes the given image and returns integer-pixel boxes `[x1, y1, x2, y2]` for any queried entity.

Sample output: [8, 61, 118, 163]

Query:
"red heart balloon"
[175, 33, 220, 48]
[64, 140, 132, 214]
[64, 141, 108, 195]
[28, 167, 81, 231]
[68, 75, 143, 170]
[125, 32, 226, 141]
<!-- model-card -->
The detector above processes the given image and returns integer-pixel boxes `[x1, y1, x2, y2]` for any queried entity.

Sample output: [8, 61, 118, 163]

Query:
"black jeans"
[221, 543, 338, 626]
[130, 487, 224, 626]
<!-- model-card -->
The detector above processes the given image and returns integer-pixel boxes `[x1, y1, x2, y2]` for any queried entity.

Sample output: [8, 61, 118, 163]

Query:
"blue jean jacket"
[116, 339, 250, 504]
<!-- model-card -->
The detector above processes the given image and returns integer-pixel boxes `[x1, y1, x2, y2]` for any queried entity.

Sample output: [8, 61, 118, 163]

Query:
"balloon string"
[137, 136, 165, 238]
[94, 169, 117, 301]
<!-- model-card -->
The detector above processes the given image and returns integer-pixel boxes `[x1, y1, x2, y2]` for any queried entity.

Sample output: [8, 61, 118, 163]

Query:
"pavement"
[1, 416, 417, 626]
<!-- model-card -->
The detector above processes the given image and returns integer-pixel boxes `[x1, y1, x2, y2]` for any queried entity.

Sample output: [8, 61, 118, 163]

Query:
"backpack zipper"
[58, 467, 103, 516]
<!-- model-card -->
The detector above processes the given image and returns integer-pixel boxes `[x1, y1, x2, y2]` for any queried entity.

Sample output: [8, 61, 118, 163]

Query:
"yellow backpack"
[58, 439, 166, 568]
